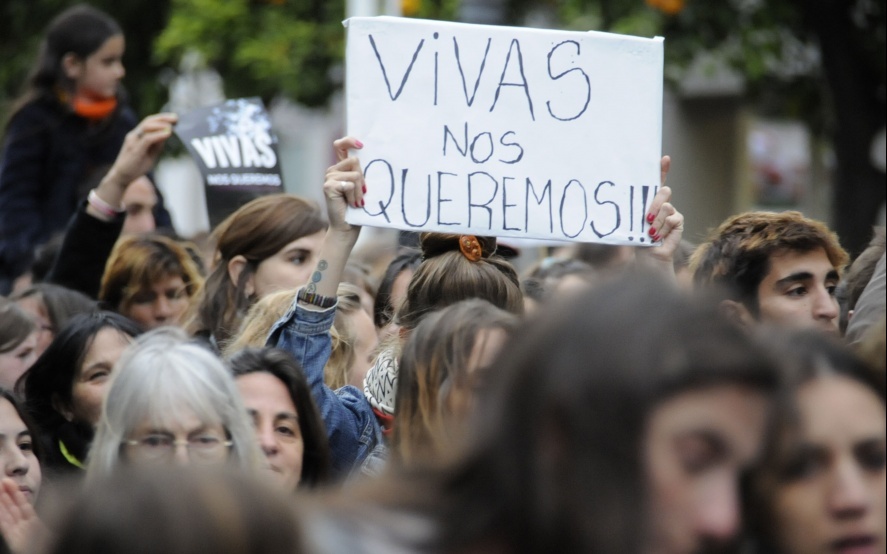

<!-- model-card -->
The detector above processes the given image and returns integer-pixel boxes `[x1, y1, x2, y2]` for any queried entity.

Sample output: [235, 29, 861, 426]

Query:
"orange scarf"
[72, 95, 118, 120]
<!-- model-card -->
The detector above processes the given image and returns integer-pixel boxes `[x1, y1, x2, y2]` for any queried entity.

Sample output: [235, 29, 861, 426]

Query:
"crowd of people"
[0, 4, 884, 554]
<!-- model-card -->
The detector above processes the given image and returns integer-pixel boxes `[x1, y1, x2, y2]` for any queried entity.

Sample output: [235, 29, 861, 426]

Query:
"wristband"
[297, 288, 337, 309]
[88, 189, 125, 218]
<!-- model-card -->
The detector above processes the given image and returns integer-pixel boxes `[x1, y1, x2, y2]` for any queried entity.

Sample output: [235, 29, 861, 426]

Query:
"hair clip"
[459, 235, 483, 262]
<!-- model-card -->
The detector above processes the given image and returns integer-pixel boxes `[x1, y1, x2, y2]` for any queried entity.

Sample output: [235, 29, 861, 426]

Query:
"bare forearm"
[302, 228, 359, 301]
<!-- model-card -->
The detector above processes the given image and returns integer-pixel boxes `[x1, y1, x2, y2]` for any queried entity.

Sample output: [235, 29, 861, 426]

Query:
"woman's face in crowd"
[14, 295, 54, 357]
[251, 230, 326, 299]
[70, 34, 126, 99]
[125, 409, 231, 467]
[236, 372, 304, 492]
[61, 328, 131, 427]
[0, 331, 38, 390]
[124, 274, 190, 330]
[644, 385, 769, 554]
[0, 398, 41, 503]
[770, 375, 886, 554]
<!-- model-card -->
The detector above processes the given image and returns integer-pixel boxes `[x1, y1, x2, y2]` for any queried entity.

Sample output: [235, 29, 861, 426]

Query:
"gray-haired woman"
[87, 328, 262, 481]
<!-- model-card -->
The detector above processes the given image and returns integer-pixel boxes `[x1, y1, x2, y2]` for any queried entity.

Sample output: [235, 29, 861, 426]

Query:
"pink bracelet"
[88, 189, 125, 218]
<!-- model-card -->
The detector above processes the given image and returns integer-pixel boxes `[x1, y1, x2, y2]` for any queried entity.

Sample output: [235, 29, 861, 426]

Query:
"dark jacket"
[0, 97, 163, 289]
[46, 200, 125, 299]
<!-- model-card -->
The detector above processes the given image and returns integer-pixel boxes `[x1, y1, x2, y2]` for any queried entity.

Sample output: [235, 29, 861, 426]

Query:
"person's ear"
[719, 299, 756, 328]
[51, 393, 74, 423]
[227, 255, 255, 297]
[847, 308, 854, 322]
[61, 52, 83, 81]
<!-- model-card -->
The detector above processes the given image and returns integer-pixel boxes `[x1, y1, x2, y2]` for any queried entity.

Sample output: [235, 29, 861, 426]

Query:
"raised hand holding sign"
[344, 17, 665, 246]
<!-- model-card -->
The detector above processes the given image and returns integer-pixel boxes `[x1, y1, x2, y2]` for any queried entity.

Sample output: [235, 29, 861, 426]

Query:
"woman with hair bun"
[265, 137, 529, 476]
[267, 137, 683, 478]
[396, 233, 523, 330]
[361, 232, 523, 442]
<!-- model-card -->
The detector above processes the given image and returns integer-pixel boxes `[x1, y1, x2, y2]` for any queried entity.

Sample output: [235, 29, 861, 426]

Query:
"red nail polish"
[361, 199, 365, 207]
[362, 185, 367, 193]
[354, 139, 364, 148]
[653, 234, 661, 242]
[648, 227, 656, 236]
[646, 213, 655, 223]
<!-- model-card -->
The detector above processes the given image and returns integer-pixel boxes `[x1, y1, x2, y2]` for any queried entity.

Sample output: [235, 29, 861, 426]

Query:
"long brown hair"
[392, 299, 519, 466]
[305, 275, 781, 553]
[185, 195, 326, 344]
[742, 331, 885, 553]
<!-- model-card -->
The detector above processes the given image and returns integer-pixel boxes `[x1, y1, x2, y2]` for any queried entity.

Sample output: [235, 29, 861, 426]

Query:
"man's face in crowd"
[754, 247, 840, 334]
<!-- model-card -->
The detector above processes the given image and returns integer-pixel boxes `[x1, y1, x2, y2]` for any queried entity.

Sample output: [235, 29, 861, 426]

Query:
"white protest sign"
[345, 16, 664, 245]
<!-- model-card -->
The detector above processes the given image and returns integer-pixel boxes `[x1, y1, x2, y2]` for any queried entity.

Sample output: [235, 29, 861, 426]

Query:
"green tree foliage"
[508, 0, 883, 132]
[0, 0, 172, 118]
[507, 0, 886, 254]
[155, 0, 346, 108]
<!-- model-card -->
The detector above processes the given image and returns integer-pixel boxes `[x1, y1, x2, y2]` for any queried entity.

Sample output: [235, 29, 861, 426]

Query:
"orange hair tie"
[459, 235, 483, 262]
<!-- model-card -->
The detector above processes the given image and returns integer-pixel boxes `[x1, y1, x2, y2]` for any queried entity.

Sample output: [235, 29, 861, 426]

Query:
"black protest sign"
[175, 98, 283, 226]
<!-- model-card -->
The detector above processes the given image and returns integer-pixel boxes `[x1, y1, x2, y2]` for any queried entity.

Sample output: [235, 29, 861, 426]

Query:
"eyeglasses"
[124, 433, 233, 463]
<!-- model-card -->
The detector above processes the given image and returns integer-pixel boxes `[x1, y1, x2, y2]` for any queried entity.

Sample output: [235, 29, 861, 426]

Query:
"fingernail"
[653, 234, 661, 242]
[648, 227, 656, 236]
[646, 213, 655, 223]
[361, 199, 365, 207]
[362, 185, 367, 193]
[355, 139, 364, 148]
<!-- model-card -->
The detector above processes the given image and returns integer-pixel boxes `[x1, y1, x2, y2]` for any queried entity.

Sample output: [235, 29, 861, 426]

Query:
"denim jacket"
[267, 298, 382, 477]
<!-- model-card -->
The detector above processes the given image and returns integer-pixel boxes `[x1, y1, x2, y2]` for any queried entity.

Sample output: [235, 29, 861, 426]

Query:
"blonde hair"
[326, 283, 365, 389]
[222, 283, 369, 390]
[222, 289, 296, 358]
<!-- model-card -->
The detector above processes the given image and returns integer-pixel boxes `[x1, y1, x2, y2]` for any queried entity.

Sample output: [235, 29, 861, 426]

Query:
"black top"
[0, 97, 136, 284]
